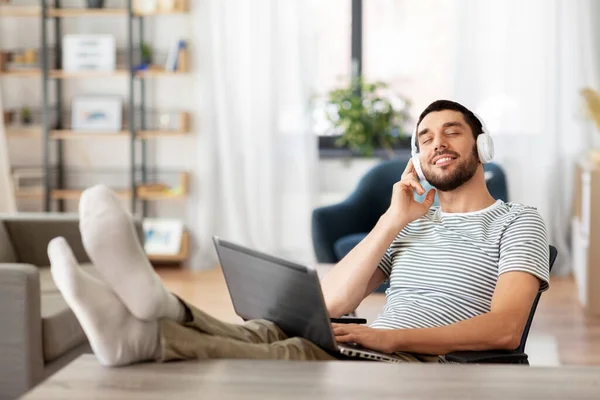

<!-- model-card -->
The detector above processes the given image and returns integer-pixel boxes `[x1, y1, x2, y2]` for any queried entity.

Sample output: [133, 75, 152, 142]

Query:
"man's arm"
[321, 215, 402, 318]
[334, 271, 540, 354]
[387, 271, 540, 354]
[321, 159, 437, 318]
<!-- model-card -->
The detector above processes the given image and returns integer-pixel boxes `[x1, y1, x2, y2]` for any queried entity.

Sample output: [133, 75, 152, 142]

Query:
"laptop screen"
[213, 238, 337, 352]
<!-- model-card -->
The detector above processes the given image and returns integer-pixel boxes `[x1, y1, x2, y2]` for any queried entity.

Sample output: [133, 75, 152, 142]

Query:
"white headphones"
[410, 111, 494, 182]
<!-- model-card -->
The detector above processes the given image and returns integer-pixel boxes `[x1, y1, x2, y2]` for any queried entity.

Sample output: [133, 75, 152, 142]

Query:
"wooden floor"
[157, 267, 600, 366]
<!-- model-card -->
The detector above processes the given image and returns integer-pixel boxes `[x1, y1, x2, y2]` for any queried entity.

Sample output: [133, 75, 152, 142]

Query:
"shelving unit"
[36, 0, 190, 215]
[1, 0, 192, 265]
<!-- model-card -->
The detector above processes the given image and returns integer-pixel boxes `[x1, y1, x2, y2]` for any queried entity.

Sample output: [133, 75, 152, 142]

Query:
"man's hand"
[333, 323, 396, 354]
[384, 159, 436, 230]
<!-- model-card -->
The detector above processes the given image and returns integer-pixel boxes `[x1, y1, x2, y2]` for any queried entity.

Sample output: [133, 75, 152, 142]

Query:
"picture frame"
[143, 218, 184, 256]
[71, 96, 123, 132]
[63, 34, 116, 72]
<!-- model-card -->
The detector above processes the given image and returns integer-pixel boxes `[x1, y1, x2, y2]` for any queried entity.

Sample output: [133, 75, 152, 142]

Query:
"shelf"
[51, 188, 188, 201]
[46, 8, 188, 18]
[49, 70, 128, 78]
[49, 130, 130, 139]
[137, 131, 190, 138]
[47, 8, 128, 17]
[136, 69, 188, 77]
[147, 231, 190, 263]
[0, 69, 41, 77]
[46, 130, 189, 139]
[0, 6, 40, 17]
[45, 69, 187, 79]
[51, 189, 130, 201]
[6, 126, 42, 137]
[15, 190, 43, 199]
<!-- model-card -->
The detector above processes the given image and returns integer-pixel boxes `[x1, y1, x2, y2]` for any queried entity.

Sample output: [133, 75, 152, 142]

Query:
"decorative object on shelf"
[581, 87, 600, 162]
[137, 172, 189, 197]
[154, 111, 189, 131]
[143, 218, 184, 256]
[315, 78, 411, 157]
[165, 38, 187, 72]
[71, 95, 123, 132]
[135, 41, 153, 71]
[2, 110, 13, 125]
[63, 34, 116, 72]
[0, 52, 8, 71]
[21, 107, 32, 125]
[12, 168, 44, 194]
[133, 0, 158, 14]
[158, 0, 176, 12]
[86, 0, 106, 8]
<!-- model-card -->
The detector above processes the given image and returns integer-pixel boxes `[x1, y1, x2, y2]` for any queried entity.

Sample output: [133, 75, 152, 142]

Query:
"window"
[314, 0, 457, 156]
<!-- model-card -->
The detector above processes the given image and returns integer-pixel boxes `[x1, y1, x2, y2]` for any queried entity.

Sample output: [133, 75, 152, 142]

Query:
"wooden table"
[22, 355, 600, 399]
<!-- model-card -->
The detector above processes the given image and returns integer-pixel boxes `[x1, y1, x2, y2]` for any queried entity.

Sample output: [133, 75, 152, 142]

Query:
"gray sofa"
[0, 213, 142, 400]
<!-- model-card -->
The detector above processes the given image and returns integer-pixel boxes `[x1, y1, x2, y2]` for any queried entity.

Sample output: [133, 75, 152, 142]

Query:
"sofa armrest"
[0, 263, 44, 399]
[1, 213, 144, 266]
[444, 350, 528, 364]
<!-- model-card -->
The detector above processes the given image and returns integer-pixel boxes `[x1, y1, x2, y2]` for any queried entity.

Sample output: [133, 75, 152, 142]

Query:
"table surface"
[22, 355, 600, 400]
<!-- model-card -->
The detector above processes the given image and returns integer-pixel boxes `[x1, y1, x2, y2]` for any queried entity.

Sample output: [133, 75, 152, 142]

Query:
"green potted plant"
[318, 79, 411, 157]
[21, 107, 32, 125]
[140, 41, 153, 66]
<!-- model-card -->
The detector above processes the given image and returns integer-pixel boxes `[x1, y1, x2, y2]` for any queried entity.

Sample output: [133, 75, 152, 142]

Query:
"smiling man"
[47, 100, 549, 366]
[322, 100, 549, 358]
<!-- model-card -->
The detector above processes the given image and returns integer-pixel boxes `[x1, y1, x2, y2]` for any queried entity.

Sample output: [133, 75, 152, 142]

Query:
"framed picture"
[71, 96, 123, 132]
[63, 34, 116, 72]
[143, 219, 184, 256]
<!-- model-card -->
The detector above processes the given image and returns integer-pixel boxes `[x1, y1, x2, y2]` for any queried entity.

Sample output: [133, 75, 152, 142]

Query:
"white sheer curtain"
[452, 0, 600, 274]
[189, 0, 318, 269]
[0, 86, 17, 213]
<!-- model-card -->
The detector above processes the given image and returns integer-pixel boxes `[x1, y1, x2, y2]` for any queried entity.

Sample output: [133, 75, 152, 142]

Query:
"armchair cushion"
[333, 233, 367, 260]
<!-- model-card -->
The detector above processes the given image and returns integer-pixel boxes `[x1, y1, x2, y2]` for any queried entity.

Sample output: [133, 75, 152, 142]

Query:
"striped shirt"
[370, 200, 550, 330]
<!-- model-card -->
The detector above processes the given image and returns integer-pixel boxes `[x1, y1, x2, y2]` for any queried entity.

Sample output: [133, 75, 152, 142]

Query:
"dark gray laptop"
[212, 236, 408, 362]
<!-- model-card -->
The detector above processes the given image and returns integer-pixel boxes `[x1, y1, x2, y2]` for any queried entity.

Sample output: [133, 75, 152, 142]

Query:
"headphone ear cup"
[412, 155, 426, 181]
[477, 134, 494, 163]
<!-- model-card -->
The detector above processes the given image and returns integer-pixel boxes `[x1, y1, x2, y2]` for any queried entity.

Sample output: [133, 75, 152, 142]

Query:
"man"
[48, 100, 549, 366]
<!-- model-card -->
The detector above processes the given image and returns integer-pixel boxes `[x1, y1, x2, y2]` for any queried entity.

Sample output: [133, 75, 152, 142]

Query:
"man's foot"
[49, 237, 160, 366]
[79, 185, 185, 322]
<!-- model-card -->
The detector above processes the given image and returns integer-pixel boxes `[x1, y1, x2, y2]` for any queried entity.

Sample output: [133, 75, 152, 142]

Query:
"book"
[165, 39, 186, 72]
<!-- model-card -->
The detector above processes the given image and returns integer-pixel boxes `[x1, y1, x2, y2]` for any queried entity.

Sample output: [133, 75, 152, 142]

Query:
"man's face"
[416, 110, 480, 192]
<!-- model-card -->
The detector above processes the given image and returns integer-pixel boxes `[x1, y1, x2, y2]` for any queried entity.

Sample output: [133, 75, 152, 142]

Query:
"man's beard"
[423, 144, 479, 192]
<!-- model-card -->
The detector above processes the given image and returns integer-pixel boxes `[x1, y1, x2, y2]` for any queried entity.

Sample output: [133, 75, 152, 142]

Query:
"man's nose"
[433, 134, 448, 152]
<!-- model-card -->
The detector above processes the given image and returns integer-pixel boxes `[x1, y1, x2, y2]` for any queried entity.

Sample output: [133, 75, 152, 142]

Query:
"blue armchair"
[311, 156, 509, 291]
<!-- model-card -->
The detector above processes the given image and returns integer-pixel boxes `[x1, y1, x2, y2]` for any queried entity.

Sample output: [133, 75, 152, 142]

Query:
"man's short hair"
[415, 100, 483, 146]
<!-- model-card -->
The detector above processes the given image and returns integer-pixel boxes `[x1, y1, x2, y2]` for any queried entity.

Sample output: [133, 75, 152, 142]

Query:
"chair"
[311, 156, 509, 291]
[444, 245, 558, 364]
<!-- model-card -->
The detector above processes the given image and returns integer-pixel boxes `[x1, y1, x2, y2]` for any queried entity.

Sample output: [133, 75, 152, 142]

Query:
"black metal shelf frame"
[41, 0, 151, 216]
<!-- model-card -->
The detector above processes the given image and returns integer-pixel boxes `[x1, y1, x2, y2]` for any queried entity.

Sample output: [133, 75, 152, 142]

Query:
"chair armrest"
[1, 213, 143, 266]
[311, 199, 372, 263]
[0, 263, 44, 399]
[444, 350, 528, 364]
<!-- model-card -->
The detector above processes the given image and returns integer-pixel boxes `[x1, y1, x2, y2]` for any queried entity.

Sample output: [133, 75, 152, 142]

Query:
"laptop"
[212, 236, 408, 363]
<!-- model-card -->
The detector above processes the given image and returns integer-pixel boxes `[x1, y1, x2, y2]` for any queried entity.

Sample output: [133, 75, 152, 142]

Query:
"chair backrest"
[517, 245, 558, 352]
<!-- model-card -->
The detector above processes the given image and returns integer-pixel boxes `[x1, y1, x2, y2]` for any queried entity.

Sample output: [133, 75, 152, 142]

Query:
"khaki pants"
[157, 300, 429, 363]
